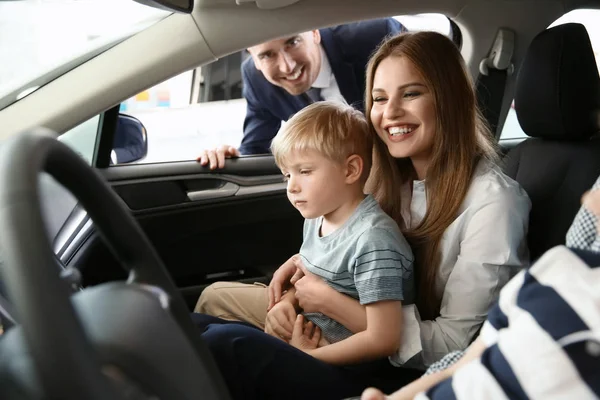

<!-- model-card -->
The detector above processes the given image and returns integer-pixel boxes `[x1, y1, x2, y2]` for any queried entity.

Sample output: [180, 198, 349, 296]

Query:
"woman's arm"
[393, 188, 530, 367]
[293, 266, 368, 333]
[319, 290, 368, 333]
[302, 300, 402, 365]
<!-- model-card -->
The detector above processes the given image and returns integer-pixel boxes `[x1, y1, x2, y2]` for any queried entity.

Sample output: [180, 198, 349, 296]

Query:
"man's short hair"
[271, 101, 373, 182]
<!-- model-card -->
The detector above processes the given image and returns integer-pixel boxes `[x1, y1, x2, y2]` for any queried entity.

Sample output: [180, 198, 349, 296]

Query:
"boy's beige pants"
[194, 282, 269, 330]
[196, 281, 331, 346]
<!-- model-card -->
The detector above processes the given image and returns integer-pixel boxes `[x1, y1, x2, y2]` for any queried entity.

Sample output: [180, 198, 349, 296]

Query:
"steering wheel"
[0, 129, 231, 400]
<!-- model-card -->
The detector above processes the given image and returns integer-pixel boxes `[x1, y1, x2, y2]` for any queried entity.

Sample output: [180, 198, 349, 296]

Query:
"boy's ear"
[345, 154, 363, 184]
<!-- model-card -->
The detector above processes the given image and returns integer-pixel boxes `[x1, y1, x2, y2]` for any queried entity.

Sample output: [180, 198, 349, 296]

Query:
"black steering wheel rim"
[0, 129, 229, 399]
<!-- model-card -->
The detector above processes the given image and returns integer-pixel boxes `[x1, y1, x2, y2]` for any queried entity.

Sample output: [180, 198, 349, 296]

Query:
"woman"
[360, 181, 600, 400]
[195, 31, 531, 400]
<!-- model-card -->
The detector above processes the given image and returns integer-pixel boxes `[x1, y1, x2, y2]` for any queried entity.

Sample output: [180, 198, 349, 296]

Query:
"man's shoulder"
[322, 17, 403, 51]
[325, 17, 402, 39]
[241, 56, 266, 90]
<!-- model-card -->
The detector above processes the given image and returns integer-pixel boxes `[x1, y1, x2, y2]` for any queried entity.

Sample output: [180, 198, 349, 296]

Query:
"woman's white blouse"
[390, 161, 531, 369]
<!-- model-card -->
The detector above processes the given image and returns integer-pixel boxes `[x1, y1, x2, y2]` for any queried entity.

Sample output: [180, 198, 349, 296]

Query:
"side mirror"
[112, 114, 148, 164]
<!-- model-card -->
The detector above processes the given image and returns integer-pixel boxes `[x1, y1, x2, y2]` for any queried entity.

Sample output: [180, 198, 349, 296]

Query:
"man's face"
[248, 31, 322, 96]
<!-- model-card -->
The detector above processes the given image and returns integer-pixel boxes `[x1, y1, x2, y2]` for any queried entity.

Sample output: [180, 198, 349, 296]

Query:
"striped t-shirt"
[300, 194, 414, 343]
[419, 245, 600, 399]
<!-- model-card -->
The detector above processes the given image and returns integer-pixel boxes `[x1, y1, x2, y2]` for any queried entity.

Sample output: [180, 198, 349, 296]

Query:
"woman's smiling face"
[370, 55, 437, 167]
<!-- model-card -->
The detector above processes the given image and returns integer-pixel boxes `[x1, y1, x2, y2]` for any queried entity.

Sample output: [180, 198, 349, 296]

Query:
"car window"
[58, 115, 102, 165]
[117, 53, 247, 164]
[112, 13, 453, 165]
[499, 9, 600, 141]
[0, 0, 170, 111]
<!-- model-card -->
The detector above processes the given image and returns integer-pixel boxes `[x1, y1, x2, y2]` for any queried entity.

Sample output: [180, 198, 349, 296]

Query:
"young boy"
[268, 101, 414, 365]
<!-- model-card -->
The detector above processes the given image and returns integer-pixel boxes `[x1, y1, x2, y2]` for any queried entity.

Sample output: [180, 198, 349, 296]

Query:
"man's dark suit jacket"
[239, 18, 405, 155]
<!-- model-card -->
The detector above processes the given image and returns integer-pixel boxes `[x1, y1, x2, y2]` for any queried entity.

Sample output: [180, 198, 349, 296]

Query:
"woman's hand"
[268, 254, 301, 310]
[361, 387, 415, 400]
[290, 314, 321, 353]
[293, 262, 336, 313]
[362, 387, 412, 400]
[361, 388, 391, 400]
[361, 341, 487, 400]
[264, 299, 297, 341]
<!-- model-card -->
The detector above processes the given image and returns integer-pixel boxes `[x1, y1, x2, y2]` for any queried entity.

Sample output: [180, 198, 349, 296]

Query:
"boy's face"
[281, 150, 349, 219]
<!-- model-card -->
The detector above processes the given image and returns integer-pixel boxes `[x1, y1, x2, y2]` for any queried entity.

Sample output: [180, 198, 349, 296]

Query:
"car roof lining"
[1, 0, 600, 140]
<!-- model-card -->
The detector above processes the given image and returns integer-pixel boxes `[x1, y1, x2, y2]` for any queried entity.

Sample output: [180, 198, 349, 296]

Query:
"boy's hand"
[289, 256, 306, 285]
[293, 262, 332, 313]
[268, 254, 301, 310]
[290, 315, 321, 353]
[289, 268, 305, 286]
[264, 300, 297, 341]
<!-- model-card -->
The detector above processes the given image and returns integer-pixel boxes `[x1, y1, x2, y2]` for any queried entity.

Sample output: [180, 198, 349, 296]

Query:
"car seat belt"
[476, 28, 515, 137]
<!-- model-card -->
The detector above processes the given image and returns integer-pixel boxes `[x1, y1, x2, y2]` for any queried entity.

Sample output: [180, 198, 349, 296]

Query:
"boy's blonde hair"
[271, 101, 373, 182]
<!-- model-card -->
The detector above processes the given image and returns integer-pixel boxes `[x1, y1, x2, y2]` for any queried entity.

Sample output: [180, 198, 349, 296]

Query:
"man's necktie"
[304, 87, 323, 104]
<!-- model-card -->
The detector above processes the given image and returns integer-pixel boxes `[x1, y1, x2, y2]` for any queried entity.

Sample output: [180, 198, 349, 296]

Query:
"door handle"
[187, 182, 239, 201]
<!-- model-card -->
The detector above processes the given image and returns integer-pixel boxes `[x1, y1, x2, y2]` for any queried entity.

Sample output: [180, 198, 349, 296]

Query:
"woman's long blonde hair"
[364, 32, 498, 320]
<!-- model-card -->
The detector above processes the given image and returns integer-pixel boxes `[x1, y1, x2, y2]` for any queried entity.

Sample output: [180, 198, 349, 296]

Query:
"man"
[198, 18, 405, 169]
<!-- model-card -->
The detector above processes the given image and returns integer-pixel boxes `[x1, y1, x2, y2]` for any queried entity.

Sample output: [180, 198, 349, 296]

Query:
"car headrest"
[515, 23, 600, 140]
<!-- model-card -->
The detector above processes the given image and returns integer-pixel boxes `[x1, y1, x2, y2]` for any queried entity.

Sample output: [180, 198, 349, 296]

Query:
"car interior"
[503, 22, 600, 261]
[0, 0, 599, 398]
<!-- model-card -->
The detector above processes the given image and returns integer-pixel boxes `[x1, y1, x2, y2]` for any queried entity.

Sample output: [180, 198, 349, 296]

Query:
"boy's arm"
[304, 227, 410, 364]
[318, 291, 367, 333]
[293, 263, 367, 332]
[306, 300, 402, 365]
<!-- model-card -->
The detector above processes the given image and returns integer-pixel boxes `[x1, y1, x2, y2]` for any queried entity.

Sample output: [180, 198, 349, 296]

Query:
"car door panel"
[111, 173, 286, 211]
[63, 157, 302, 309]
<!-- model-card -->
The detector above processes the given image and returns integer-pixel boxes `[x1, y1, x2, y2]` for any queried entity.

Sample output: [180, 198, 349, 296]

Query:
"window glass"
[58, 115, 101, 165]
[395, 14, 451, 36]
[500, 9, 600, 140]
[116, 53, 246, 164]
[113, 14, 453, 165]
[0, 0, 170, 111]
